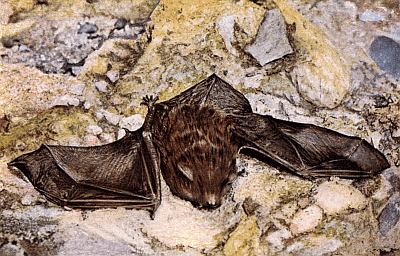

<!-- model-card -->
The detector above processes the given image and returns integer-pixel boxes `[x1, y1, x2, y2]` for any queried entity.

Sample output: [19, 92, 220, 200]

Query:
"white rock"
[67, 136, 83, 146]
[119, 114, 144, 131]
[290, 205, 323, 235]
[99, 133, 115, 143]
[70, 83, 85, 95]
[106, 70, 120, 83]
[245, 9, 293, 66]
[314, 181, 367, 215]
[102, 110, 122, 126]
[51, 95, 80, 107]
[216, 15, 238, 56]
[296, 236, 343, 256]
[86, 125, 103, 135]
[83, 134, 101, 146]
[392, 128, 400, 138]
[243, 74, 262, 88]
[117, 129, 126, 139]
[266, 228, 292, 250]
[21, 194, 35, 206]
[94, 80, 108, 93]
[360, 10, 385, 22]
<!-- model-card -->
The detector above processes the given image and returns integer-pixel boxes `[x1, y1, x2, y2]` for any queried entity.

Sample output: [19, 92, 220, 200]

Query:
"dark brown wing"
[8, 130, 160, 212]
[233, 113, 390, 178]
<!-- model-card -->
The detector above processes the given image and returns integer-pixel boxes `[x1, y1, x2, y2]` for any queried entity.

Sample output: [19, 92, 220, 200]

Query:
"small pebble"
[21, 194, 35, 206]
[119, 114, 144, 131]
[114, 18, 127, 29]
[99, 133, 115, 143]
[94, 80, 108, 93]
[71, 66, 83, 76]
[290, 205, 323, 235]
[106, 70, 120, 83]
[15, 141, 27, 151]
[51, 95, 80, 107]
[71, 83, 85, 95]
[359, 10, 385, 22]
[117, 129, 126, 139]
[86, 125, 103, 135]
[19, 44, 30, 52]
[103, 111, 122, 126]
[78, 22, 98, 34]
[83, 134, 101, 146]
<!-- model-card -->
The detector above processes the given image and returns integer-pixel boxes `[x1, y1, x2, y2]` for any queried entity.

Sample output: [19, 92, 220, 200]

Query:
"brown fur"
[156, 105, 238, 208]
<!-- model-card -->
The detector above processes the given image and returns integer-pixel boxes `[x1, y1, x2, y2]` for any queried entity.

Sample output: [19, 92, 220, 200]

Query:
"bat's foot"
[141, 95, 159, 108]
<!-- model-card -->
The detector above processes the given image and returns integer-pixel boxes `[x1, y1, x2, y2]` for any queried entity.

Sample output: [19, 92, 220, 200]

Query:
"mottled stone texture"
[1, 0, 400, 255]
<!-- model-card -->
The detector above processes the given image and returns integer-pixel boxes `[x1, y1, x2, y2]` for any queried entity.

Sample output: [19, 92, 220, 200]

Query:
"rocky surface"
[1, 0, 400, 255]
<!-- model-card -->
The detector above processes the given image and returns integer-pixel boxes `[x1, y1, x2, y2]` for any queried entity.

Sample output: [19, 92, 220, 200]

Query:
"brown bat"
[8, 74, 390, 215]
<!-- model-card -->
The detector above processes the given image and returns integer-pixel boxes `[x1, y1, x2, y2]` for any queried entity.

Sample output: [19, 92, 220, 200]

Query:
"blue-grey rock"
[78, 22, 98, 34]
[359, 10, 384, 22]
[379, 193, 400, 236]
[369, 36, 400, 78]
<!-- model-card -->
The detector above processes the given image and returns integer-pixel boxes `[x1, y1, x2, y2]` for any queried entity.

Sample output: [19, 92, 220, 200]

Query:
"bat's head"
[158, 105, 239, 210]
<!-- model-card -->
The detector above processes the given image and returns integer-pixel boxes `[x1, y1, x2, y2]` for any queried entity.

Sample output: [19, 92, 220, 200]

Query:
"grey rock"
[0, 15, 151, 75]
[369, 36, 400, 78]
[78, 22, 98, 34]
[359, 10, 384, 22]
[245, 9, 293, 66]
[379, 193, 400, 236]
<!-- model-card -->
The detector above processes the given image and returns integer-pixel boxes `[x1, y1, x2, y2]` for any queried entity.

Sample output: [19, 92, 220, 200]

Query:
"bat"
[8, 74, 390, 215]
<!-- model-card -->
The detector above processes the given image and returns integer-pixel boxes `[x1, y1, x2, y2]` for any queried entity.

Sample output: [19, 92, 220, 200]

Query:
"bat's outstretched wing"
[233, 113, 390, 178]
[9, 96, 162, 214]
[8, 130, 160, 212]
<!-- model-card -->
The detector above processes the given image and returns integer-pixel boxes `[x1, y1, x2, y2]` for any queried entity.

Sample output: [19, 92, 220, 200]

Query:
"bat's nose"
[204, 201, 221, 210]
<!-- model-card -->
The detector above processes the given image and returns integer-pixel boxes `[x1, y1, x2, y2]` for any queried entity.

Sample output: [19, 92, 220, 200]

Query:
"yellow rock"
[0, 63, 82, 116]
[274, 0, 351, 108]
[8, 0, 36, 13]
[0, 19, 35, 39]
[223, 215, 265, 256]
[118, 0, 265, 96]
[234, 171, 312, 210]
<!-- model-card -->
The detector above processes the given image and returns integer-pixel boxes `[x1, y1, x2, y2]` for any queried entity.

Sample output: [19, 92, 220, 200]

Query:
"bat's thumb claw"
[141, 94, 159, 107]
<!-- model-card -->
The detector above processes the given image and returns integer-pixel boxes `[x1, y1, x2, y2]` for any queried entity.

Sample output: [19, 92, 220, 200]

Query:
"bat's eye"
[177, 163, 193, 181]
